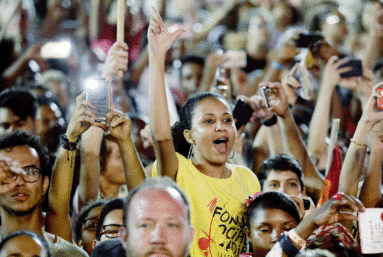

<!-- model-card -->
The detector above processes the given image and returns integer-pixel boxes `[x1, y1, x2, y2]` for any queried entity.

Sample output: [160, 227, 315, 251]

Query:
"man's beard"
[1, 201, 40, 217]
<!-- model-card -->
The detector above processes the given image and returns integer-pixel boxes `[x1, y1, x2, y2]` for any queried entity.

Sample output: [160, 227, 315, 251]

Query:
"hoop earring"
[187, 145, 194, 159]
[229, 150, 235, 159]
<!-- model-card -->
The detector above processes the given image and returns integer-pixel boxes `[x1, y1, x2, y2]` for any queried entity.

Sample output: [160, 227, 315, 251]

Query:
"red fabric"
[316, 146, 342, 207]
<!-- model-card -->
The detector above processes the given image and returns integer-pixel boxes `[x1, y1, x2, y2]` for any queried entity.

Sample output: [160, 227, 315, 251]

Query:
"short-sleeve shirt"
[153, 153, 260, 257]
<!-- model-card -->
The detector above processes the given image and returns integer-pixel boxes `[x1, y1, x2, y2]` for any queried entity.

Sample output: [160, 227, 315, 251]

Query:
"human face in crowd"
[322, 13, 348, 46]
[0, 235, 49, 257]
[0, 145, 49, 216]
[263, 170, 303, 196]
[0, 108, 36, 135]
[187, 97, 236, 165]
[248, 208, 298, 257]
[79, 206, 103, 255]
[46, 80, 69, 108]
[248, 16, 270, 46]
[180, 63, 204, 96]
[123, 188, 194, 257]
[98, 208, 123, 242]
[102, 140, 125, 185]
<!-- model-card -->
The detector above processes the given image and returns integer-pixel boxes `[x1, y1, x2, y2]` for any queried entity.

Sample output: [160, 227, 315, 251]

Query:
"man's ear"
[34, 118, 41, 134]
[42, 176, 49, 196]
[120, 226, 128, 249]
[92, 239, 98, 249]
[183, 130, 195, 145]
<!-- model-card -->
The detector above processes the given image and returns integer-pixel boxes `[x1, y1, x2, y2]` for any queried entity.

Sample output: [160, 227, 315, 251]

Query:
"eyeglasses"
[99, 224, 123, 239]
[2, 167, 41, 184]
[82, 218, 100, 231]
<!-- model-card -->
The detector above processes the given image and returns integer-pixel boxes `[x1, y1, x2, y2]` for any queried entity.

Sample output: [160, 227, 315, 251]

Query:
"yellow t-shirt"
[153, 153, 260, 257]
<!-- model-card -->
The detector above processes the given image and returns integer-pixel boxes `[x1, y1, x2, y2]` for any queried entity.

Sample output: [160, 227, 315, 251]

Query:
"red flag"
[317, 146, 342, 207]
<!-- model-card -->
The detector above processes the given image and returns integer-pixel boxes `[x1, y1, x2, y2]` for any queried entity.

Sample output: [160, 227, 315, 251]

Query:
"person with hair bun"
[147, 7, 260, 257]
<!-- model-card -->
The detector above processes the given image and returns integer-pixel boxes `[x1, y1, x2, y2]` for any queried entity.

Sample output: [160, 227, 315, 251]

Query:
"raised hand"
[281, 63, 301, 105]
[0, 155, 24, 195]
[106, 110, 132, 142]
[261, 82, 289, 118]
[102, 41, 129, 79]
[360, 82, 383, 127]
[65, 93, 107, 142]
[308, 194, 364, 226]
[321, 56, 351, 89]
[147, 7, 185, 58]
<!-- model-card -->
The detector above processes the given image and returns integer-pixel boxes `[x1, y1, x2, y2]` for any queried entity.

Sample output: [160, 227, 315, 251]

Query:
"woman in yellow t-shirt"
[147, 8, 260, 257]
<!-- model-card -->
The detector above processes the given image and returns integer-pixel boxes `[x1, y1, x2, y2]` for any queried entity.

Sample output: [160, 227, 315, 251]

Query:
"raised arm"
[46, 93, 106, 241]
[77, 41, 130, 211]
[338, 83, 383, 196]
[267, 194, 365, 257]
[307, 56, 350, 164]
[148, 8, 184, 180]
[265, 82, 324, 202]
[360, 2, 383, 69]
[106, 109, 146, 190]
[359, 129, 383, 207]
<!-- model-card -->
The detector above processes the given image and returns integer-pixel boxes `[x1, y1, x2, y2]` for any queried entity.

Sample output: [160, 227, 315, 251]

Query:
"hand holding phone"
[261, 86, 272, 108]
[339, 59, 363, 78]
[233, 99, 253, 129]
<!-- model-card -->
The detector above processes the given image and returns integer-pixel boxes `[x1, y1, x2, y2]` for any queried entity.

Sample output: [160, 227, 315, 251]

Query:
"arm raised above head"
[148, 7, 184, 180]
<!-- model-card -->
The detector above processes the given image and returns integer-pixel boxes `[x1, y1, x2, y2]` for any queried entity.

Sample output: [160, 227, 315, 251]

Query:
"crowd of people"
[0, 0, 382, 256]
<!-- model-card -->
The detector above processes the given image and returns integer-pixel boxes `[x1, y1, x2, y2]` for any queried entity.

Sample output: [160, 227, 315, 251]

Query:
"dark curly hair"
[0, 130, 51, 178]
[171, 92, 228, 157]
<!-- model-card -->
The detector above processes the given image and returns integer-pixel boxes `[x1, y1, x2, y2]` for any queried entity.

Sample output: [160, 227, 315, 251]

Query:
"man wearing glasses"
[0, 131, 88, 256]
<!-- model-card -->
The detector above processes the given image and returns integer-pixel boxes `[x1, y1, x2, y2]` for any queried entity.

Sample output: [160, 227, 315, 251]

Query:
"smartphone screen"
[261, 86, 271, 108]
[339, 59, 363, 78]
[40, 41, 72, 59]
[86, 77, 110, 122]
[233, 99, 253, 129]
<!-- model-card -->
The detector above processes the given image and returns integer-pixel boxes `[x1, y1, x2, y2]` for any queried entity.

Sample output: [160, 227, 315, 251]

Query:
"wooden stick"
[325, 118, 340, 176]
[117, 0, 125, 77]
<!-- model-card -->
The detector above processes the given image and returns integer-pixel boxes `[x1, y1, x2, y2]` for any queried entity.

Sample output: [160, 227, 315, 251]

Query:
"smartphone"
[233, 99, 253, 129]
[40, 41, 72, 59]
[85, 77, 110, 122]
[261, 86, 272, 108]
[377, 88, 383, 110]
[295, 33, 323, 48]
[221, 50, 247, 69]
[339, 59, 363, 78]
[303, 199, 311, 210]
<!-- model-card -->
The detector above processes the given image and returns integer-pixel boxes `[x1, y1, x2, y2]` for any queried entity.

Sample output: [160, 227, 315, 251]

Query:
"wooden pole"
[325, 118, 340, 177]
[117, 0, 125, 77]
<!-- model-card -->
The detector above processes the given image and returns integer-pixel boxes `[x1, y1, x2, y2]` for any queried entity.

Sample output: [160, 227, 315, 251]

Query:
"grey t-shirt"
[48, 234, 89, 257]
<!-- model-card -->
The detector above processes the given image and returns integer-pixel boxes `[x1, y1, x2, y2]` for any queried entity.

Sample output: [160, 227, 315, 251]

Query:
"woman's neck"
[191, 156, 231, 179]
